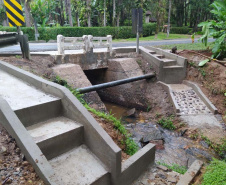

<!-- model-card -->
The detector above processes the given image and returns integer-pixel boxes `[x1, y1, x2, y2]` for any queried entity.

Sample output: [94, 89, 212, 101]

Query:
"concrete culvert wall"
[52, 64, 106, 111]
[85, 58, 153, 110]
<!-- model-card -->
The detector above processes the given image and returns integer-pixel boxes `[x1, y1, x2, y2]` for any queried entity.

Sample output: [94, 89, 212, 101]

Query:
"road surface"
[0, 38, 214, 54]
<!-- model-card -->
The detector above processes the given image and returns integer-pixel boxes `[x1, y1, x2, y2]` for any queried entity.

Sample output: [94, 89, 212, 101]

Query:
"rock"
[156, 171, 167, 179]
[0, 146, 7, 154]
[157, 165, 168, 172]
[142, 128, 163, 143]
[150, 140, 165, 150]
[22, 161, 29, 166]
[127, 108, 136, 117]
[167, 175, 177, 183]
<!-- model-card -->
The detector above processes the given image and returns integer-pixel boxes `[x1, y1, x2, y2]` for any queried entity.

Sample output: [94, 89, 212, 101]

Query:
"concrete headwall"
[52, 64, 106, 111]
[98, 58, 151, 110]
[53, 51, 112, 70]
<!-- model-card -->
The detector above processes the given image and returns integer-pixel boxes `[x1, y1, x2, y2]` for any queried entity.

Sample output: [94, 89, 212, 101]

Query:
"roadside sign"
[132, 8, 143, 34]
[3, 0, 25, 27]
[132, 8, 143, 54]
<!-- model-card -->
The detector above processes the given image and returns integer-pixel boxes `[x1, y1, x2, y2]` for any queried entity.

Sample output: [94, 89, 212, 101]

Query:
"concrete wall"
[52, 64, 106, 111]
[98, 58, 151, 110]
[53, 51, 112, 70]
[140, 46, 187, 84]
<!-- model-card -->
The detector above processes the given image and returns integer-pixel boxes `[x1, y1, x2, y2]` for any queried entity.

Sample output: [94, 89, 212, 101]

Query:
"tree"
[86, 0, 91, 27]
[167, 0, 172, 37]
[23, 0, 32, 27]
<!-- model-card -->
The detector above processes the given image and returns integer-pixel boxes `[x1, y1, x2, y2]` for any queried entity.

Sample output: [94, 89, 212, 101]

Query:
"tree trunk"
[104, 0, 106, 26]
[24, 0, 32, 27]
[167, 0, 172, 37]
[67, 0, 73, 26]
[113, 0, 116, 26]
[60, 0, 65, 26]
[86, 0, 91, 27]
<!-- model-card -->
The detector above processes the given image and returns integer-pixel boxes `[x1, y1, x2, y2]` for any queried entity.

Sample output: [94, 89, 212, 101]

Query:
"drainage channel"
[104, 101, 218, 167]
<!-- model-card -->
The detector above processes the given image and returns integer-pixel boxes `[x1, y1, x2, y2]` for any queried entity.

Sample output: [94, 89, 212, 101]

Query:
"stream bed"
[104, 101, 217, 168]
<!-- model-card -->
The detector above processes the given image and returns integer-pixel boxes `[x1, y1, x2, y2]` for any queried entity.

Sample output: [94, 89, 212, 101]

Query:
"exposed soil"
[0, 124, 44, 185]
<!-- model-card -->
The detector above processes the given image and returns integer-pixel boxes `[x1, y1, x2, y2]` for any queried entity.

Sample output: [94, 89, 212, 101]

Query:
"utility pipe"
[77, 73, 155, 94]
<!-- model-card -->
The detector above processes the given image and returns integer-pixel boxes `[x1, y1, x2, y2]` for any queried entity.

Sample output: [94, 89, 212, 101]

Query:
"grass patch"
[53, 76, 138, 155]
[157, 161, 187, 174]
[155, 42, 214, 50]
[202, 159, 226, 185]
[157, 116, 176, 130]
[201, 135, 226, 160]
[114, 33, 190, 42]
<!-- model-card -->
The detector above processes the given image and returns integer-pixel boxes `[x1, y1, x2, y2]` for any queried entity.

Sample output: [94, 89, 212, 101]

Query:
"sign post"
[132, 8, 143, 54]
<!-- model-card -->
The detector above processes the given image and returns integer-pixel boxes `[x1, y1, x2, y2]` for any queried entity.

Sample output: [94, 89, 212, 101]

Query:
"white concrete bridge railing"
[57, 35, 112, 55]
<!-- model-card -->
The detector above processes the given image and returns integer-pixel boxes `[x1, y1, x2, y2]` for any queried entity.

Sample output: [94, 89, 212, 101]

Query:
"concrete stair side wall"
[139, 46, 187, 84]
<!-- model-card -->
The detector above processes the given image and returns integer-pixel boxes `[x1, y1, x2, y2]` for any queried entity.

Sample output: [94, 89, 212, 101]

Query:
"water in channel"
[104, 101, 217, 168]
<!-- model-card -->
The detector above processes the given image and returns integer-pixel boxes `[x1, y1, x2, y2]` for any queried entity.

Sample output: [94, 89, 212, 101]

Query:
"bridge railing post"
[82, 35, 89, 53]
[88, 35, 94, 53]
[107, 35, 113, 54]
[57, 35, 64, 55]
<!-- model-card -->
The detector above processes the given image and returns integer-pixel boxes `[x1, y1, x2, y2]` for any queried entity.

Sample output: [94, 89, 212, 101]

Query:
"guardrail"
[0, 32, 30, 59]
[57, 35, 112, 55]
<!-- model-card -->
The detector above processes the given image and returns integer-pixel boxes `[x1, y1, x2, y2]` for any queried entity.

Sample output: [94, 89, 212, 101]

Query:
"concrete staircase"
[140, 46, 187, 84]
[19, 100, 109, 184]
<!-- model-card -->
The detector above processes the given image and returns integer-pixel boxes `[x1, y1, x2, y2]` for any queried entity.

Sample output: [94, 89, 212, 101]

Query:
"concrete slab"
[27, 117, 82, 143]
[0, 69, 59, 110]
[50, 145, 108, 185]
[181, 115, 222, 127]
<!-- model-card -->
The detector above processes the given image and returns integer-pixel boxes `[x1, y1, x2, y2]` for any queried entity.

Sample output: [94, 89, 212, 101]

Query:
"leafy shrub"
[202, 159, 226, 185]
[157, 162, 187, 174]
[157, 116, 176, 130]
[199, 0, 226, 59]
[170, 27, 192, 34]
[0, 23, 156, 41]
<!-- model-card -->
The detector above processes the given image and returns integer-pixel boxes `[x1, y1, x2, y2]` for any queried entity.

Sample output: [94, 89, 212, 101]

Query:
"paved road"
[0, 38, 214, 53]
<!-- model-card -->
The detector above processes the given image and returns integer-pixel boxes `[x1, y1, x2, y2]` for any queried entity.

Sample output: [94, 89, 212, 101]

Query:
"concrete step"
[162, 58, 177, 66]
[27, 117, 84, 160]
[50, 145, 110, 185]
[149, 50, 156, 54]
[163, 65, 184, 69]
[153, 54, 165, 59]
[15, 99, 62, 127]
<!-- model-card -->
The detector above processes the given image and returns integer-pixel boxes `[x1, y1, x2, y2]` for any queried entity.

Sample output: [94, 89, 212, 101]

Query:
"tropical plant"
[199, 0, 226, 60]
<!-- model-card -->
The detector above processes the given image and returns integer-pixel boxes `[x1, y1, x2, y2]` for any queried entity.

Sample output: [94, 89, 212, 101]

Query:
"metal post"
[136, 9, 139, 54]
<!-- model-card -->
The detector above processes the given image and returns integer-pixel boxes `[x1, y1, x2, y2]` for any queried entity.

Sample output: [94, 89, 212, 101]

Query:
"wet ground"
[105, 101, 217, 168]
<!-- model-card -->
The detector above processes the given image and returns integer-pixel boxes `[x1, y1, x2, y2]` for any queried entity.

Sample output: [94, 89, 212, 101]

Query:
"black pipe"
[77, 73, 155, 93]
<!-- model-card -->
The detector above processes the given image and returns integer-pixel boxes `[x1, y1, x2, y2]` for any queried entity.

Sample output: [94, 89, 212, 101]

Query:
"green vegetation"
[170, 27, 192, 34]
[202, 159, 226, 185]
[114, 32, 190, 42]
[199, 0, 226, 59]
[156, 42, 214, 50]
[53, 76, 138, 156]
[157, 116, 176, 130]
[201, 135, 226, 159]
[157, 162, 187, 174]
[0, 23, 156, 41]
